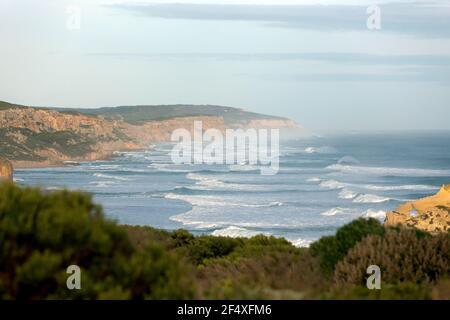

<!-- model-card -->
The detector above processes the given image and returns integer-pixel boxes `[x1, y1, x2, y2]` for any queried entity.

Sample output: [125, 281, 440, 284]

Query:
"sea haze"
[15, 131, 450, 247]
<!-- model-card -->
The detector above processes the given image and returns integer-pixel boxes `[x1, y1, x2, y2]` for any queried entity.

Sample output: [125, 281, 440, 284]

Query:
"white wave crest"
[186, 173, 266, 191]
[338, 156, 360, 165]
[353, 194, 390, 203]
[89, 181, 117, 188]
[212, 226, 267, 238]
[339, 188, 359, 199]
[304, 146, 337, 154]
[321, 207, 349, 216]
[165, 193, 282, 208]
[46, 186, 63, 191]
[84, 164, 120, 171]
[93, 173, 132, 181]
[289, 238, 313, 248]
[363, 184, 438, 191]
[363, 209, 386, 219]
[148, 163, 191, 173]
[326, 164, 450, 177]
[319, 179, 347, 189]
[318, 178, 437, 193]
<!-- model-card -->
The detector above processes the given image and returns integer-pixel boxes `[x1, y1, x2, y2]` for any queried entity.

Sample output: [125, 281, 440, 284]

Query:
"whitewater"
[14, 132, 450, 247]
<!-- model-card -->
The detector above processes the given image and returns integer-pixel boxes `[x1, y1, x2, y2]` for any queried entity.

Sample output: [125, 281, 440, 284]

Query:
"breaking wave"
[93, 173, 133, 181]
[338, 188, 359, 199]
[326, 164, 450, 177]
[353, 194, 391, 203]
[212, 226, 268, 238]
[363, 209, 386, 219]
[320, 207, 350, 216]
[304, 146, 337, 154]
[318, 179, 436, 193]
[165, 193, 283, 208]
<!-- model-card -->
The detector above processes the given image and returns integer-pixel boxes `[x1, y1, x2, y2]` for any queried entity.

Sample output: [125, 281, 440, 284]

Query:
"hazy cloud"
[108, 2, 450, 37]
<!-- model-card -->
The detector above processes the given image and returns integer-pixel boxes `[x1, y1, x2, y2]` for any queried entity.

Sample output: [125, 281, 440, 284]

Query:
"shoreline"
[11, 146, 153, 169]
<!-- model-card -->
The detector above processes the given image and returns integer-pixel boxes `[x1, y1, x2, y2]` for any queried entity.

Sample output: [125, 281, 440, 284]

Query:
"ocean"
[14, 131, 450, 247]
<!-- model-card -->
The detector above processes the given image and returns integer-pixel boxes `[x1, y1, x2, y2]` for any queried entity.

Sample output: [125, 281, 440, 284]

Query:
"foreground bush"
[0, 182, 196, 299]
[309, 218, 385, 275]
[334, 228, 450, 287]
[2, 182, 449, 300]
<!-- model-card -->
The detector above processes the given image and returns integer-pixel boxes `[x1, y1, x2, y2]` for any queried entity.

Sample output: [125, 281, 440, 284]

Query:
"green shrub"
[0, 182, 196, 299]
[171, 229, 195, 247]
[198, 250, 327, 299]
[184, 236, 244, 265]
[334, 228, 450, 287]
[310, 218, 385, 275]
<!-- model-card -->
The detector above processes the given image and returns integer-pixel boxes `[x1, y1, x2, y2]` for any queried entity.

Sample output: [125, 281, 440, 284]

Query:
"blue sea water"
[14, 131, 450, 247]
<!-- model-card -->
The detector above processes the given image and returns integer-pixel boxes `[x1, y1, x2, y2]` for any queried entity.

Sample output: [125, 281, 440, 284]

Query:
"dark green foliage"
[0, 182, 196, 299]
[184, 236, 244, 265]
[1, 182, 449, 300]
[0, 101, 27, 111]
[171, 229, 195, 247]
[63, 104, 285, 125]
[310, 218, 385, 275]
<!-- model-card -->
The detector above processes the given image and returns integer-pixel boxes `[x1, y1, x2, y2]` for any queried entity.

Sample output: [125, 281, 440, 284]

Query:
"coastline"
[11, 146, 153, 169]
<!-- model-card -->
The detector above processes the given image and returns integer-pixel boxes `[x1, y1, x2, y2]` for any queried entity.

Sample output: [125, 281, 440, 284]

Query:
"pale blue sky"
[1, 0, 450, 130]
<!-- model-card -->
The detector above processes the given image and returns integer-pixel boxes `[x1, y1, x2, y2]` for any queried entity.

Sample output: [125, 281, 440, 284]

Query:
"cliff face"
[385, 185, 450, 233]
[0, 102, 301, 167]
[0, 157, 13, 181]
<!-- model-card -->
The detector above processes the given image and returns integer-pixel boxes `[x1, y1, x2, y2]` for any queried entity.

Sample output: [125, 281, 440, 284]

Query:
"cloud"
[107, 2, 450, 37]
[87, 52, 450, 83]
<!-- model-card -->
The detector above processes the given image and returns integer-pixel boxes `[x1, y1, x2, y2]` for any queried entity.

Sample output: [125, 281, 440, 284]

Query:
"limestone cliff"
[0, 101, 301, 167]
[0, 157, 13, 181]
[385, 185, 450, 233]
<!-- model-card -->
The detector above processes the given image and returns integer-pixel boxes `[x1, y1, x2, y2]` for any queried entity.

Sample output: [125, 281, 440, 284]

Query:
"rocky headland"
[0, 101, 301, 168]
[385, 185, 450, 233]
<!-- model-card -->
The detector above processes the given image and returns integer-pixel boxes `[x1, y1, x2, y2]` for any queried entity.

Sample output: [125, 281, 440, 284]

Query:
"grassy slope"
[59, 104, 286, 125]
[0, 100, 287, 124]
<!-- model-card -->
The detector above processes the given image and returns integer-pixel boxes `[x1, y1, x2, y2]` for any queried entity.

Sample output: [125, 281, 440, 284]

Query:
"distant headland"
[0, 100, 301, 168]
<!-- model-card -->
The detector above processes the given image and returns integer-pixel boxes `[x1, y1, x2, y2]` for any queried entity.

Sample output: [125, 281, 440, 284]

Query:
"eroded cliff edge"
[385, 185, 450, 233]
[0, 101, 302, 167]
[0, 157, 13, 181]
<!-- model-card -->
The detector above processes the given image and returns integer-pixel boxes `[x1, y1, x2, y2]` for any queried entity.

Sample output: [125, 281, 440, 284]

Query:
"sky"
[1, 0, 450, 130]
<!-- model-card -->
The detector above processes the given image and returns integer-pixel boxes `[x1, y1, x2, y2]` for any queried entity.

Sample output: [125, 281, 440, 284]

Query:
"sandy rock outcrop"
[0, 107, 120, 137]
[385, 185, 450, 233]
[123, 116, 226, 142]
[0, 157, 13, 181]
